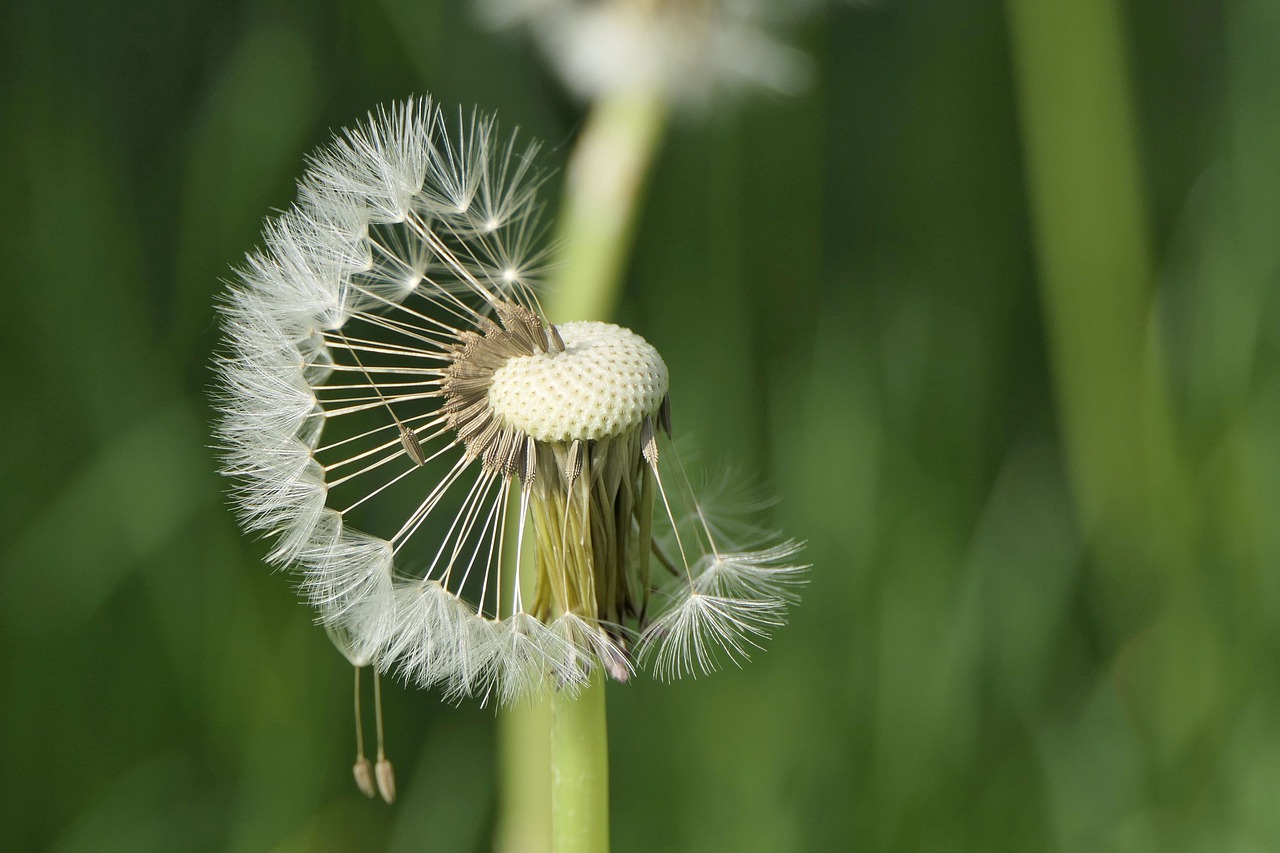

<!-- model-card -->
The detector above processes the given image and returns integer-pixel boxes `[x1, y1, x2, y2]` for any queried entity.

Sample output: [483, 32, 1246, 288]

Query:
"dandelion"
[479, 0, 814, 107]
[214, 96, 805, 714]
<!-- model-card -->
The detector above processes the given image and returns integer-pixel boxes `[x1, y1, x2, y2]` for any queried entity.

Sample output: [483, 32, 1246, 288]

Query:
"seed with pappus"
[214, 96, 806, 709]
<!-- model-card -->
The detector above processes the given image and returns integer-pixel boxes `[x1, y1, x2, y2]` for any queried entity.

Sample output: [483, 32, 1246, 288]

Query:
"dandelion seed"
[372, 666, 396, 804]
[213, 96, 805, 709]
[326, 624, 387, 800]
[353, 755, 377, 799]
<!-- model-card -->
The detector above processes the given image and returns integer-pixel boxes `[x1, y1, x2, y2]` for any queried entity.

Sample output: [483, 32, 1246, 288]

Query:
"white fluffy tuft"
[639, 591, 786, 681]
[691, 541, 809, 604]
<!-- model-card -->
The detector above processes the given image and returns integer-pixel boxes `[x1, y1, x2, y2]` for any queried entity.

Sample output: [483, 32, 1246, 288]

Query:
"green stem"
[551, 674, 609, 853]
[538, 89, 665, 852]
[546, 87, 668, 323]
[497, 85, 667, 853]
[495, 696, 552, 853]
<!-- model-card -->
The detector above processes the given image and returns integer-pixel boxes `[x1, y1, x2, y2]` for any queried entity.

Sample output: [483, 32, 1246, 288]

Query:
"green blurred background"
[3, 0, 1279, 850]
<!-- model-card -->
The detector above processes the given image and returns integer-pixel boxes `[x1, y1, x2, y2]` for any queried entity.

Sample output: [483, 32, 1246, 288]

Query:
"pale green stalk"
[1005, 0, 1192, 628]
[494, 696, 552, 853]
[546, 87, 668, 323]
[1005, 0, 1254, 775]
[495, 84, 667, 853]
[550, 674, 610, 853]
[1005, 0, 1154, 530]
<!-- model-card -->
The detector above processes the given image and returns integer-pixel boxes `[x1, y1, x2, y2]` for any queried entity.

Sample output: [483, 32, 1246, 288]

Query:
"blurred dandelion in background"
[479, 0, 813, 106]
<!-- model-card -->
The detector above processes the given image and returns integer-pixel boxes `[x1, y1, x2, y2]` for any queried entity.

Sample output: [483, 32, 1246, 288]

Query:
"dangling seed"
[372, 668, 394, 803]
[375, 757, 396, 804]
[349, 664, 375, 797]
[353, 757, 376, 798]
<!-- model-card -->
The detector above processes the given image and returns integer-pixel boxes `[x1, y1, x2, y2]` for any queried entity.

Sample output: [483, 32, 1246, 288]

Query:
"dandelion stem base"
[551, 675, 609, 853]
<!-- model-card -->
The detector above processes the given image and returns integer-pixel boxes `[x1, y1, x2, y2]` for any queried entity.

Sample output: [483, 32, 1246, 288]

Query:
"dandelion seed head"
[214, 95, 803, 707]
